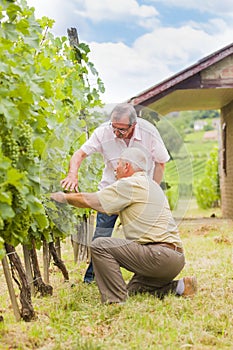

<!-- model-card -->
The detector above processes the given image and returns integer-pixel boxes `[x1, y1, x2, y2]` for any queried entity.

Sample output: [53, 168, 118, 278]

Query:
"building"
[128, 43, 233, 218]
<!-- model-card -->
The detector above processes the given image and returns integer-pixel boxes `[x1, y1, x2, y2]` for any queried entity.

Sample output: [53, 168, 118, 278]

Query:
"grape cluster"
[1, 123, 35, 168]
[4, 208, 31, 245]
[17, 124, 34, 161]
[2, 186, 31, 245]
[1, 131, 20, 167]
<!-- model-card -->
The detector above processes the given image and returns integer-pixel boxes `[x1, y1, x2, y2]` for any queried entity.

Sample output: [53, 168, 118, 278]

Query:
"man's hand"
[51, 191, 104, 212]
[60, 149, 87, 192]
[50, 192, 67, 203]
[60, 173, 79, 192]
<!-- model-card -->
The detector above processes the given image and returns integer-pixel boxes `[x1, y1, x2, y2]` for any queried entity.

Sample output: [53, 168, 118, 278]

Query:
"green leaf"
[79, 42, 90, 54]
[3, 22, 19, 41]
[0, 192, 12, 205]
[33, 137, 46, 156]
[32, 212, 49, 230]
[10, 82, 34, 104]
[28, 196, 45, 214]
[0, 203, 15, 220]
[0, 235, 5, 258]
[87, 61, 98, 76]
[16, 18, 29, 35]
[0, 98, 18, 118]
[0, 157, 11, 170]
[37, 16, 55, 30]
[23, 34, 40, 48]
[0, 61, 9, 74]
[6, 4, 22, 22]
[97, 78, 105, 93]
[6, 168, 24, 187]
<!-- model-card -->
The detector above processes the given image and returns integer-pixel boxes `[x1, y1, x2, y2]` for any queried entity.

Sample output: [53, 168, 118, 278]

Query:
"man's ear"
[125, 162, 131, 172]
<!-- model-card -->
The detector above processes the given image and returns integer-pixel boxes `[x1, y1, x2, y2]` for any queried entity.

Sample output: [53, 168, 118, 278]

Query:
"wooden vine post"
[43, 240, 50, 284]
[29, 240, 53, 297]
[1, 255, 21, 322]
[67, 27, 81, 263]
[23, 245, 35, 296]
[55, 237, 61, 259]
[4, 244, 36, 321]
[67, 28, 95, 263]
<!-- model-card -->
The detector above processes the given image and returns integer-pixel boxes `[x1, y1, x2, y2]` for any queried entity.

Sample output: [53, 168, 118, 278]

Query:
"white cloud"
[88, 41, 173, 103]
[89, 21, 233, 103]
[27, 0, 79, 36]
[134, 26, 211, 65]
[27, 0, 70, 20]
[27, 0, 160, 35]
[74, 0, 159, 23]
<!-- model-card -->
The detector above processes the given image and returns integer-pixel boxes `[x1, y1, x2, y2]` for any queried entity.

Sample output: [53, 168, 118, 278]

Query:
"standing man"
[61, 103, 170, 283]
[52, 148, 197, 303]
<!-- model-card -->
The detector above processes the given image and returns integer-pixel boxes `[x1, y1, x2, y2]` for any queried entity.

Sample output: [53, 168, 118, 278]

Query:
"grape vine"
[0, 0, 105, 258]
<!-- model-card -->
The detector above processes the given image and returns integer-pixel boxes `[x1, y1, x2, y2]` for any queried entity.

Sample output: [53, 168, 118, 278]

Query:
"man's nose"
[115, 130, 123, 138]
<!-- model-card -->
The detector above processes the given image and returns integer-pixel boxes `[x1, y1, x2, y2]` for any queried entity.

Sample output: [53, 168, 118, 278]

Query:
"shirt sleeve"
[96, 179, 133, 215]
[151, 126, 170, 163]
[138, 118, 170, 164]
[80, 126, 104, 156]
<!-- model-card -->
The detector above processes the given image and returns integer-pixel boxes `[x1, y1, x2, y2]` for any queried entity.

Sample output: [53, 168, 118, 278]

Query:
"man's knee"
[90, 237, 111, 251]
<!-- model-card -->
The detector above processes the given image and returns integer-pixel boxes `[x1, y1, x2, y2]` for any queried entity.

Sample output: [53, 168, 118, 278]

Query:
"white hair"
[110, 103, 137, 124]
[120, 147, 148, 172]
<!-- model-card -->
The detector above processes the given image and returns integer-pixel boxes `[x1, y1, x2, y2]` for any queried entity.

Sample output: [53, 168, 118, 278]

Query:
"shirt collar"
[133, 122, 141, 141]
[132, 170, 146, 177]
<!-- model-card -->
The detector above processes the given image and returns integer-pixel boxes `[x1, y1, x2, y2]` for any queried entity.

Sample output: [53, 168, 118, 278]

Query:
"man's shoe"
[83, 278, 95, 284]
[83, 267, 95, 284]
[182, 276, 197, 297]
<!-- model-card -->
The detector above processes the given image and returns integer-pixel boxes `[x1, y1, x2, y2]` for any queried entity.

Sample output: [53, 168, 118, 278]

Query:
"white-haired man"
[51, 148, 197, 304]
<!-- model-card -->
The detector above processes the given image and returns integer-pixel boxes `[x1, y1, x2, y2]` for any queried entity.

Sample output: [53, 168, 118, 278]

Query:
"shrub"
[194, 146, 220, 209]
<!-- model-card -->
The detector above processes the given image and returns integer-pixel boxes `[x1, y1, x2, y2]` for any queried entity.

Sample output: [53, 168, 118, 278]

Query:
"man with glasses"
[61, 103, 170, 283]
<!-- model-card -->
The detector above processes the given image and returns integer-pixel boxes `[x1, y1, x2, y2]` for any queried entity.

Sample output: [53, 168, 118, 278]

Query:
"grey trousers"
[90, 237, 185, 303]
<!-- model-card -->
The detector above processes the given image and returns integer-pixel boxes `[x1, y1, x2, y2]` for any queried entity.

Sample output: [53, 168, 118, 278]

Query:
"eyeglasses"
[110, 122, 132, 135]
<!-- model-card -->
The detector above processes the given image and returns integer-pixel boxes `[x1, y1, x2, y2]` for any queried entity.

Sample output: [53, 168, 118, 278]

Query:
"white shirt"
[81, 117, 170, 189]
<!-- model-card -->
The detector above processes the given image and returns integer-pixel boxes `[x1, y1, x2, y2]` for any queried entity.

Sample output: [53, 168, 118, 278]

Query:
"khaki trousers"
[91, 237, 185, 303]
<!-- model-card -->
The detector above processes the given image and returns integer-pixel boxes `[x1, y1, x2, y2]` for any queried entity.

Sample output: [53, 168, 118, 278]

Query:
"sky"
[27, 0, 233, 104]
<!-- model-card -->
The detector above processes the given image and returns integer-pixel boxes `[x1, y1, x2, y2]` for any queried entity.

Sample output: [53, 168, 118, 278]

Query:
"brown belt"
[159, 242, 183, 253]
[145, 242, 183, 254]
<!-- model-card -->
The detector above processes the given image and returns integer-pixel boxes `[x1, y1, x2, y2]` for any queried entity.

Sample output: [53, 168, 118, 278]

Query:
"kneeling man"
[51, 147, 197, 304]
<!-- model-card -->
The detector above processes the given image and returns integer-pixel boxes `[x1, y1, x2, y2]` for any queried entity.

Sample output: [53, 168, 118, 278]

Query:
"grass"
[0, 130, 223, 349]
[0, 214, 233, 349]
[182, 198, 222, 219]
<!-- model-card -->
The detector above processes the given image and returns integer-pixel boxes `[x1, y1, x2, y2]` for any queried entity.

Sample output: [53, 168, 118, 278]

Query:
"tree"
[0, 0, 104, 320]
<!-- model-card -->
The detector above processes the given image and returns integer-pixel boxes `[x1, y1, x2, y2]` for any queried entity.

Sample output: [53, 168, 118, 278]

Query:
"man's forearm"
[153, 163, 165, 184]
[67, 192, 104, 212]
[68, 149, 87, 175]
[65, 192, 90, 207]
[51, 192, 105, 212]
